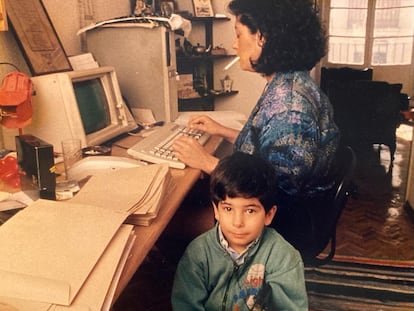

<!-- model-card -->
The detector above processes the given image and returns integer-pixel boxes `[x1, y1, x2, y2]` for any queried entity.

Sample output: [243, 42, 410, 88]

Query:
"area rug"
[305, 255, 414, 311]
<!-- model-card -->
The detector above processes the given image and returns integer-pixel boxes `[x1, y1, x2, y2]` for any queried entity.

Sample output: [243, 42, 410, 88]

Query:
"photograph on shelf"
[192, 0, 214, 17]
[177, 74, 200, 99]
[160, 1, 175, 17]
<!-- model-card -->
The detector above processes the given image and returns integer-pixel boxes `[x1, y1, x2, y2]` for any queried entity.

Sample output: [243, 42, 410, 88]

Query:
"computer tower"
[86, 25, 178, 123]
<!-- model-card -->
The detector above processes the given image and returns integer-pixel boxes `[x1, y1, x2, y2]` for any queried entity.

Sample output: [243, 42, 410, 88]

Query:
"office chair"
[303, 145, 357, 265]
[273, 146, 357, 266]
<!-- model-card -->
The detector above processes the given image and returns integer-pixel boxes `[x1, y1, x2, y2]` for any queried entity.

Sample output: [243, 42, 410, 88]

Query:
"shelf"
[176, 14, 236, 112]
[179, 90, 238, 101]
[215, 90, 239, 97]
[177, 54, 235, 62]
[188, 16, 230, 22]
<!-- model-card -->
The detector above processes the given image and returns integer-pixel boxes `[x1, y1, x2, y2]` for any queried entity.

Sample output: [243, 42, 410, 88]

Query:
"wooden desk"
[0, 133, 222, 305]
[99, 134, 222, 303]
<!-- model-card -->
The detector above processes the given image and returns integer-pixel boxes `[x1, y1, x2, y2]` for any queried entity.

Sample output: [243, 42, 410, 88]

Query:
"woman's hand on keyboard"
[188, 115, 225, 136]
[172, 135, 219, 174]
[188, 115, 239, 144]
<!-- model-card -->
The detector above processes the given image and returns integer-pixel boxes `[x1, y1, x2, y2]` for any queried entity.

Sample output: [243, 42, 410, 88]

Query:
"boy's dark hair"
[210, 152, 279, 212]
[228, 0, 326, 75]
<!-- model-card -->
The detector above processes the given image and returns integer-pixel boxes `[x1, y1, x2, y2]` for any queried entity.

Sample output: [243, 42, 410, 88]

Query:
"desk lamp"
[0, 71, 33, 133]
[0, 72, 33, 188]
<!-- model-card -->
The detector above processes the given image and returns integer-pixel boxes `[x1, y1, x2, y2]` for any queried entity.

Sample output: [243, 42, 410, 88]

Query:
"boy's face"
[213, 196, 277, 254]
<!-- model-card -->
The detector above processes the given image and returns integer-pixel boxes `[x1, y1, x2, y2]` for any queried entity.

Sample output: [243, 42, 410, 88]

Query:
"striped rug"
[305, 255, 414, 311]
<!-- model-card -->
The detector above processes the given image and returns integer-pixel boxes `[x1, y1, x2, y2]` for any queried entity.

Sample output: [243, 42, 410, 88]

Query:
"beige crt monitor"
[26, 67, 137, 153]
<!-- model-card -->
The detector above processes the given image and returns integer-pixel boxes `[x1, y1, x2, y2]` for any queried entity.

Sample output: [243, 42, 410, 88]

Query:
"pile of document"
[0, 200, 134, 310]
[0, 163, 174, 310]
[69, 162, 174, 226]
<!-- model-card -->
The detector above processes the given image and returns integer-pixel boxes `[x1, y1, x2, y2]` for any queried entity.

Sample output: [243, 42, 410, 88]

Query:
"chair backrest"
[320, 66, 373, 94]
[329, 146, 357, 238]
[303, 146, 357, 265]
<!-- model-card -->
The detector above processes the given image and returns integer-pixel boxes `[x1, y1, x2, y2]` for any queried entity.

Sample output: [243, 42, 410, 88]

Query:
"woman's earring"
[257, 35, 265, 47]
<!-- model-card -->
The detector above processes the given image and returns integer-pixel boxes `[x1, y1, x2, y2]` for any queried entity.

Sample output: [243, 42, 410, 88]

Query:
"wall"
[406, 126, 414, 212]
[0, 0, 132, 149]
[0, 0, 263, 149]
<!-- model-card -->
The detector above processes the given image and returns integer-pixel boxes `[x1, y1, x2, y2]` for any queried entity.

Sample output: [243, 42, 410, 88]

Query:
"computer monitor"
[26, 66, 137, 153]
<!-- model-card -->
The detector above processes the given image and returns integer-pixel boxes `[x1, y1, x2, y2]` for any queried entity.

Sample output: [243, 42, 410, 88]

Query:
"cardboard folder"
[0, 199, 128, 305]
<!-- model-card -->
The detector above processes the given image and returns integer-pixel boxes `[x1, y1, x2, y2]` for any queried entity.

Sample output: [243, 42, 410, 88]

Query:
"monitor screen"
[25, 66, 137, 153]
[73, 79, 110, 134]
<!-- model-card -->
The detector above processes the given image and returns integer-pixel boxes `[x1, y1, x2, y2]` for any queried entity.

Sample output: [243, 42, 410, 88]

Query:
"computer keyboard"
[127, 123, 210, 169]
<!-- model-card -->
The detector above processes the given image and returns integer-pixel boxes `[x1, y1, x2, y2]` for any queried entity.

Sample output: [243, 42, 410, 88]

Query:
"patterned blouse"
[234, 71, 340, 199]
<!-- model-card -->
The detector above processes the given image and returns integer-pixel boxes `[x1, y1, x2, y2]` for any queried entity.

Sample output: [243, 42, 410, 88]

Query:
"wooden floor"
[333, 123, 414, 260]
[112, 124, 414, 311]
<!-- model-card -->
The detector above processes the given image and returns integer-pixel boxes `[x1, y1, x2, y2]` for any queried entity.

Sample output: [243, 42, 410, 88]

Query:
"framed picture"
[192, 0, 214, 17]
[160, 1, 175, 17]
[5, 0, 72, 75]
[0, 0, 7, 31]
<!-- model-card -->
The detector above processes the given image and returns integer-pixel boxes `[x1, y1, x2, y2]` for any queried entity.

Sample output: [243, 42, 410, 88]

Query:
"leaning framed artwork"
[5, 0, 72, 75]
[0, 0, 7, 31]
[192, 0, 214, 17]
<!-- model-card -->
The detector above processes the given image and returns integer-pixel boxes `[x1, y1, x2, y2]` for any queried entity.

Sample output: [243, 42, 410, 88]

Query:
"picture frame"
[192, 0, 214, 17]
[159, 1, 175, 17]
[5, 0, 72, 75]
[0, 0, 7, 31]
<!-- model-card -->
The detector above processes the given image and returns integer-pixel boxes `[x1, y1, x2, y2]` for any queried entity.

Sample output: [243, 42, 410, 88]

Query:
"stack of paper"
[0, 199, 135, 310]
[69, 163, 175, 226]
[0, 163, 173, 309]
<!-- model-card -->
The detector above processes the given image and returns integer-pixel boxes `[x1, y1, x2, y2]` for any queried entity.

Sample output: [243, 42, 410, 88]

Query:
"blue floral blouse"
[234, 71, 340, 198]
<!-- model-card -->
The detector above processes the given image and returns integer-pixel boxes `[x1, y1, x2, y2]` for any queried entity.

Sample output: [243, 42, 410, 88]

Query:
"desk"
[110, 134, 221, 302]
[0, 133, 222, 306]
[0, 136, 222, 303]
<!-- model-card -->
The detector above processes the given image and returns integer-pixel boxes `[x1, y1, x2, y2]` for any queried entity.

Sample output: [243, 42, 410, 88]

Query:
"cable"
[0, 62, 21, 72]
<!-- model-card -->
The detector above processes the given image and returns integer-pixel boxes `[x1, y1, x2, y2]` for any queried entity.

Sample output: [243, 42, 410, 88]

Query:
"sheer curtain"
[325, 0, 414, 66]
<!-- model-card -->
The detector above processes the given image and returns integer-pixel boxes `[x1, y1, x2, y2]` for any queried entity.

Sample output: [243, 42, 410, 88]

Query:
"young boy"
[171, 152, 308, 311]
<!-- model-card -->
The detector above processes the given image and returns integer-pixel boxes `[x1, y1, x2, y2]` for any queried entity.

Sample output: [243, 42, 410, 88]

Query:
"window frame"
[321, 0, 414, 67]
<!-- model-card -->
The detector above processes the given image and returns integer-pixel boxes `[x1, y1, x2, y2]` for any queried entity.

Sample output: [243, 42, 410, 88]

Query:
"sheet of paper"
[52, 225, 135, 311]
[69, 164, 169, 214]
[101, 230, 136, 311]
[131, 108, 156, 124]
[68, 53, 99, 70]
[0, 226, 134, 311]
[0, 297, 52, 311]
[0, 199, 128, 305]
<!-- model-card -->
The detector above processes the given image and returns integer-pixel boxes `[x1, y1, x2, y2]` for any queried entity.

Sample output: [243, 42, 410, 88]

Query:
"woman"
[172, 0, 340, 250]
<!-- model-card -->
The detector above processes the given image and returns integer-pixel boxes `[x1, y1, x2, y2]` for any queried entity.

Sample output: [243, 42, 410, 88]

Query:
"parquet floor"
[333, 123, 414, 260]
[112, 124, 414, 311]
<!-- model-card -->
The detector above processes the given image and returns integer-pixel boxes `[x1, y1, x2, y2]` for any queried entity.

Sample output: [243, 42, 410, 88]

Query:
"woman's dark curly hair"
[228, 0, 327, 75]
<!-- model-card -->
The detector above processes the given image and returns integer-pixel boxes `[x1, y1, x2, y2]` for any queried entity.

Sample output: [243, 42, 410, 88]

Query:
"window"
[327, 0, 414, 65]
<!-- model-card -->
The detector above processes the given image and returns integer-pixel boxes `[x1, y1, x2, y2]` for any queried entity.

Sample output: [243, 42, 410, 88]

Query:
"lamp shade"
[0, 71, 33, 128]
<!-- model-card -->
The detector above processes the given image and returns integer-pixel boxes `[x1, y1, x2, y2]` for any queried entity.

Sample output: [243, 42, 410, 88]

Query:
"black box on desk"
[16, 135, 56, 200]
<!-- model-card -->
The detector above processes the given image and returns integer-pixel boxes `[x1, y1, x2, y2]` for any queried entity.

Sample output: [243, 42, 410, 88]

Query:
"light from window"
[327, 0, 414, 65]
[372, 1, 414, 65]
[328, 1, 368, 64]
